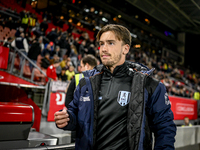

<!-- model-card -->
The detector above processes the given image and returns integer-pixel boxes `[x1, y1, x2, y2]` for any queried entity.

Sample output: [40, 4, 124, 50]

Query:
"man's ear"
[123, 44, 130, 55]
[85, 63, 89, 70]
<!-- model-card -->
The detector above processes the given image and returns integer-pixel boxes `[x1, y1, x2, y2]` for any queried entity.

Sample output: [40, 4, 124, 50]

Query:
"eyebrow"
[99, 40, 116, 43]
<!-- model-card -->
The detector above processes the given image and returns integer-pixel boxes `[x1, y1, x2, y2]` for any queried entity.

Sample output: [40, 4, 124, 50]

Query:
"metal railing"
[8, 46, 47, 86]
[11, 143, 75, 150]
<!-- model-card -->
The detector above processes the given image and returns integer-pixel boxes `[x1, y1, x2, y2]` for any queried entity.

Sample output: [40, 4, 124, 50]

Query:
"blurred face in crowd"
[80, 60, 92, 72]
[99, 31, 129, 71]
[47, 44, 51, 50]
[184, 117, 190, 125]
[56, 47, 60, 52]
[69, 66, 74, 72]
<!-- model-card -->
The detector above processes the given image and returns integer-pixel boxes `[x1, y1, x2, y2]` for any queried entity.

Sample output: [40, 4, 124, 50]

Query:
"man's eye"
[109, 42, 114, 45]
[99, 43, 104, 46]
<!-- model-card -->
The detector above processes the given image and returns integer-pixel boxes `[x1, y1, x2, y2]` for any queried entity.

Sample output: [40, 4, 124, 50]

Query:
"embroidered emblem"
[117, 91, 131, 106]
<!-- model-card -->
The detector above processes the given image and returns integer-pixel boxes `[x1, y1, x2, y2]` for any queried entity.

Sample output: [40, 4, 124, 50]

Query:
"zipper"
[106, 76, 113, 96]
[137, 74, 148, 150]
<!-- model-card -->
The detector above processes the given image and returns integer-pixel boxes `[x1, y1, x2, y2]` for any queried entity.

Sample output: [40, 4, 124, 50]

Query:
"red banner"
[169, 96, 198, 120]
[0, 46, 9, 69]
[47, 92, 66, 121]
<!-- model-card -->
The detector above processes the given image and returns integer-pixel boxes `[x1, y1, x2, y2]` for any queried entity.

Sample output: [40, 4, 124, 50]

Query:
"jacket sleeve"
[147, 82, 177, 150]
[60, 84, 81, 131]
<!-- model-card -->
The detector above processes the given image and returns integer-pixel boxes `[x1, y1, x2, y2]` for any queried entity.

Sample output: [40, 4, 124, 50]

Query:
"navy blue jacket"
[60, 62, 176, 150]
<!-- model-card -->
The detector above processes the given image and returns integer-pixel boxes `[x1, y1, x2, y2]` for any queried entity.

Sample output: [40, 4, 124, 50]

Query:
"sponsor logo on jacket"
[80, 96, 90, 102]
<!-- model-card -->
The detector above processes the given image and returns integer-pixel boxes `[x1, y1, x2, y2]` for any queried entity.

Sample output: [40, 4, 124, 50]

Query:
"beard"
[101, 52, 122, 67]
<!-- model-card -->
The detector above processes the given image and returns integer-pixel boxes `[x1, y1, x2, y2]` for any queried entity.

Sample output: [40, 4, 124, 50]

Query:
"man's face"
[99, 31, 128, 68]
[80, 60, 87, 72]
[184, 117, 189, 125]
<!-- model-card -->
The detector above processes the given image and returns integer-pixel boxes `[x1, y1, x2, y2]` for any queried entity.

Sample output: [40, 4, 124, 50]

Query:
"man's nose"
[101, 44, 108, 52]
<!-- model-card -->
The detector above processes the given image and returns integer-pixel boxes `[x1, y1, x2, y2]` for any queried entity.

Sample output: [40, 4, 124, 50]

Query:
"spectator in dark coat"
[87, 44, 96, 56]
[28, 39, 41, 71]
[41, 44, 54, 58]
[41, 53, 51, 69]
[47, 28, 58, 43]
[40, 18, 48, 35]
[5, 17, 15, 30]
[58, 68, 68, 82]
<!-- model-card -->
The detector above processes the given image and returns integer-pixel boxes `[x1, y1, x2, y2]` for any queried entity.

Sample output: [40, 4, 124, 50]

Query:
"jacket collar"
[84, 61, 155, 77]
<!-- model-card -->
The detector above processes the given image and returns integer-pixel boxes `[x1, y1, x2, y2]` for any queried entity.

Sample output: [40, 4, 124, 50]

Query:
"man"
[46, 62, 60, 82]
[64, 54, 98, 143]
[54, 24, 176, 149]
[65, 54, 98, 107]
[11, 33, 29, 69]
[182, 117, 192, 127]
[27, 39, 41, 71]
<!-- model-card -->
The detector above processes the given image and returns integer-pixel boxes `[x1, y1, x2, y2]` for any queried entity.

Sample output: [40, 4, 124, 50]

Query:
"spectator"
[46, 62, 60, 82]
[47, 28, 58, 43]
[69, 44, 78, 69]
[38, 36, 44, 51]
[5, 17, 15, 30]
[42, 44, 54, 57]
[65, 65, 75, 81]
[3, 37, 13, 48]
[87, 44, 96, 56]
[28, 39, 41, 71]
[15, 27, 24, 37]
[41, 53, 51, 69]
[52, 45, 62, 59]
[182, 117, 192, 127]
[58, 68, 68, 82]
[40, 18, 48, 35]
[11, 32, 29, 68]
[57, 33, 69, 58]
[79, 40, 87, 57]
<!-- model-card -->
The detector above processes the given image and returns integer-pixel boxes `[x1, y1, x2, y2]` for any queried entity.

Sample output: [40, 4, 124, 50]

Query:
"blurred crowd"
[0, 3, 200, 100]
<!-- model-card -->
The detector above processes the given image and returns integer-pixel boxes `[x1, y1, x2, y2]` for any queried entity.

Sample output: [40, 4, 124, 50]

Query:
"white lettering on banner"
[56, 93, 65, 105]
[176, 103, 194, 115]
[51, 81, 70, 93]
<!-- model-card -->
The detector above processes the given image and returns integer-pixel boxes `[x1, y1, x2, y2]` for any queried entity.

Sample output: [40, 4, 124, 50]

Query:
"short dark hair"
[96, 24, 132, 46]
[81, 54, 98, 68]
